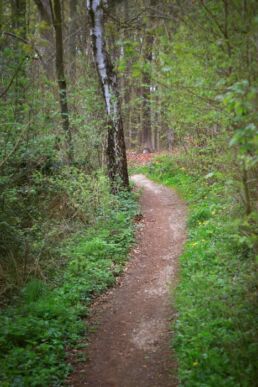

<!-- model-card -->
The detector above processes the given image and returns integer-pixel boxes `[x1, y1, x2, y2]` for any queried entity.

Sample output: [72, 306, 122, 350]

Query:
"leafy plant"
[0, 188, 138, 386]
[140, 156, 258, 386]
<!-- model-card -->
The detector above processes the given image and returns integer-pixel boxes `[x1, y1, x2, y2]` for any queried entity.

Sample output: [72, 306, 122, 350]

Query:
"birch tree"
[87, 0, 129, 192]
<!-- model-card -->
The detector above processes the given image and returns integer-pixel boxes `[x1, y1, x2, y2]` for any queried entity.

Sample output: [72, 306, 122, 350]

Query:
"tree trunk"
[50, 0, 73, 164]
[167, 128, 174, 152]
[34, 0, 55, 76]
[142, 62, 152, 151]
[141, 0, 157, 152]
[68, 0, 78, 80]
[0, 0, 3, 37]
[11, 0, 27, 121]
[87, 0, 129, 192]
[120, 0, 130, 148]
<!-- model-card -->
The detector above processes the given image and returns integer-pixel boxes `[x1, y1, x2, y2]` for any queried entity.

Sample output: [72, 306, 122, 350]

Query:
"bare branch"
[3, 31, 45, 65]
[0, 58, 26, 99]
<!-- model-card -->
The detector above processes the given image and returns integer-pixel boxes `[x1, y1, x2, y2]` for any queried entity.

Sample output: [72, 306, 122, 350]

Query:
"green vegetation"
[141, 155, 257, 386]
[0, 1, 257, 385]
[0, 188, 138, 386]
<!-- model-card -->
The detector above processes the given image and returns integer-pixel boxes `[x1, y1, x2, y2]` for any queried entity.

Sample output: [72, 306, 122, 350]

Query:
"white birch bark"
[87, 0, 129, 191]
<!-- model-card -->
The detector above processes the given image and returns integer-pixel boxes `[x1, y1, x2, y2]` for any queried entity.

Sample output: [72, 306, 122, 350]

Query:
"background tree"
[50, 0, 73, 164]
[34, 0, 55, 75]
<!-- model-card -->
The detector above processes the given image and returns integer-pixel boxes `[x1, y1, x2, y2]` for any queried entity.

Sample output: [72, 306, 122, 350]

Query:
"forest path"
[69, 174, 187, 387]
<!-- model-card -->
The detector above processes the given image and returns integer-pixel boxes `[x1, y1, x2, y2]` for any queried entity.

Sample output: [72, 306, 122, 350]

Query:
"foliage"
[0, 0, 257, 385]
[0, 5, 107, 295]
[117, 0, 258, 212]
[141, 155, 258, 386]
[0, 167, 111, 296]
[0, 189, 138, 386]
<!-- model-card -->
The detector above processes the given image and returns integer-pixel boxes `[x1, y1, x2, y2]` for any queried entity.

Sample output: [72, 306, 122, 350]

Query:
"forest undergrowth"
[0, 177, 139, 386]
[1, 1, 257, 386]
[137, 153, 258, 386]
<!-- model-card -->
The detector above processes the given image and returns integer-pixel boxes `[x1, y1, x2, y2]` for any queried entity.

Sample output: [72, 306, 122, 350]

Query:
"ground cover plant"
[1, 1, 257, 385]
[0, 187, 138, 386]
[140, 155, 258, 386]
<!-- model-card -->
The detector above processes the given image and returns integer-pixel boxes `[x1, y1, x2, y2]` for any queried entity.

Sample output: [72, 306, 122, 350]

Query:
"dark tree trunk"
[0, 0, 3, 53]
[0, 0, 3, 32]
[120, 0, 130, 148]
[68, 0, 78, 80]
[87, 0, 129, 192]
[142, 29, 153, 150]
[141, 0, 157, 152]
[50, 0, 73, 164]
[167, 128, 174, 152]
[34, 0, 55, 76]
[142, 62, 152, 151]
[11, 0, 27, 121]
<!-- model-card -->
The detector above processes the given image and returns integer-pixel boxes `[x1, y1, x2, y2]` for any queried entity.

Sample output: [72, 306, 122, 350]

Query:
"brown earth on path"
[68, 174, 187, 387]
[127, 151, 155, 166]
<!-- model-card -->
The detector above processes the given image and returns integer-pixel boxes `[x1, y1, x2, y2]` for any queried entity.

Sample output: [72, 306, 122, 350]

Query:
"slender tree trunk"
[121, 0, 130, 148]
[34, 0, 55, 76]
[11, 0, 27, 121]
[50, 0, 73, 164]
[142, 62, 152, 151]
[141, 0, 157, 152]
[242, 160, 251, 215]
[167, 128, 174, 152]
[142, 29, 153, 151]
[87, 0, 129, 192]
[0, 0, 3, 37]
[68, 0, 78, 80]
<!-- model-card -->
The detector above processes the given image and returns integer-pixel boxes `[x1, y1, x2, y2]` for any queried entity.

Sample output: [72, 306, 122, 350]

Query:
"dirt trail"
[69, 174, 187, 387]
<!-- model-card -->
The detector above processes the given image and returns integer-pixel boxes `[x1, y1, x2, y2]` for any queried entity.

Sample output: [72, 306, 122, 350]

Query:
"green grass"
[139, 156, 258, 387]
[0, 190, 139, 387]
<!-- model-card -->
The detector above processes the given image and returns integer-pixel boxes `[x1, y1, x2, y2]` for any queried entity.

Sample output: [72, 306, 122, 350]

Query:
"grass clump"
[0, 189, 138, 386]
[142, 155, 258, 387]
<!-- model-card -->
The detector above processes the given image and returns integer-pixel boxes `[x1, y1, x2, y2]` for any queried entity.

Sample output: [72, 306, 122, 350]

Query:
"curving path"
[69, 174, 187, 387]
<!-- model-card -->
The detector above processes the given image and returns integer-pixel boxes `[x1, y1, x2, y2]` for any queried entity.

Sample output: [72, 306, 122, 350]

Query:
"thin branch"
[144, 6, 222, 43]
[155, 79, 224, 110]
[0, 58, 26, 99]
[199, 0, 225, 37]
[105, 9, 145, 30]
[3, 31, 45, 64]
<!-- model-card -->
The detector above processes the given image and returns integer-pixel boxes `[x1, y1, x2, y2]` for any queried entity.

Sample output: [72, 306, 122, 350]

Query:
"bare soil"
[68, 174, 187, 387]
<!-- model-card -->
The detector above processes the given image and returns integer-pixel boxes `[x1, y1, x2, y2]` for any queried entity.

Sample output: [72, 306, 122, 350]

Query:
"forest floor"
[127, 151, 155, 166]
[68, 174, 187, 386]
